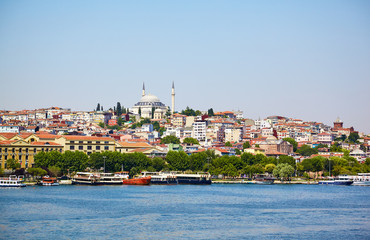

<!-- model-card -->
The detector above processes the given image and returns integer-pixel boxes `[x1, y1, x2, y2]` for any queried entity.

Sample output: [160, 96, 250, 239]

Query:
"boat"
[41, 176, 59, 186]
[122, 176, 151, 185]
[254, 174, 275, 184]
[175, 172, 212, 185]
[72, 172, 100, 185]
[0, 175, 26, 187]
[350, 173, 370, 186]
[141, 172, 178, 185]
[318, 175, 353, 185]
[98, 172, 128, 185]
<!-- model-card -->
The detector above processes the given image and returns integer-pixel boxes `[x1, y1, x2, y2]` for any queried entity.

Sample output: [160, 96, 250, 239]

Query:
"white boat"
[72, 172, 100, 185]
[0, 175, 26, 187]
[174, 172, 212, 185]
[319, 175, 353, 185]
[350, 173, 370, 186]
[98, 172, 127, 185]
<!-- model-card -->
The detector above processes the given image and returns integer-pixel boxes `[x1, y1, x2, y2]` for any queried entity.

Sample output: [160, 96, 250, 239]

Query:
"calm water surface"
[1, 184, 369, 240]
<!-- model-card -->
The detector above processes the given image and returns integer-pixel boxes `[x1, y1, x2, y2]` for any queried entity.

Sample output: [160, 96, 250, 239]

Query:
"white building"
[193, 121, 206, 141]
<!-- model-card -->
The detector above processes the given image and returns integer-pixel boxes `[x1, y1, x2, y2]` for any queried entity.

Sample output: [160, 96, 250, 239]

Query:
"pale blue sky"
[0, 1, 369, 133]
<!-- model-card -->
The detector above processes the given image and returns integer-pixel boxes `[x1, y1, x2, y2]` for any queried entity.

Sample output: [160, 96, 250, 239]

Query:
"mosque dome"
[134, 94, 166, 107]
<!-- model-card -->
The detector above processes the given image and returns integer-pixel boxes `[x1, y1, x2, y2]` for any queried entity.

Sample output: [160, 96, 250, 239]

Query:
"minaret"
[142, 82, 145, 97]
[171, 81, 175, 115]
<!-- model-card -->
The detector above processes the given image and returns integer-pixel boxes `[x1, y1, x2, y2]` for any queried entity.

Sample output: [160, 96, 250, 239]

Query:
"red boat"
[122, 176, 151, 185]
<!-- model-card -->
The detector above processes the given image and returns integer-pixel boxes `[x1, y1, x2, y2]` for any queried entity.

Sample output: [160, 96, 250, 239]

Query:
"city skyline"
[0, 1, 369, 133]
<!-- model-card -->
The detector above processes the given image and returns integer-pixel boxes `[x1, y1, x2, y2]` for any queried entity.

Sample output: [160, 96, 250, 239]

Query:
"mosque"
[130, 83, 175, 119]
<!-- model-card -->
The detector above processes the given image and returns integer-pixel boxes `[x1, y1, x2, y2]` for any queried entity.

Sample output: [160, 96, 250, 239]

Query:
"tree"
[278, 155, 295, 168]
[348, 132, 360, 143]
[189, 152, 207, 171]
[6, 158, 21, 170]
[138, 107, 141, 116]
[273, 163, 294, 181]
[117, 102, 122, 116]
[153, 121, 160, 131]
[151, 157, 166, 171]
[48, 166, 61, 177]
[208, 108, 214, 116]
[235, 149, 242, 155]
[283, 137, 298, 152]
[98, 122, 105, 128]
[265, 163, 276, 173]
[296, 145, 318, 156]
[166, 151, 189, 171]
[27, 167, 48, 181]
[183, 137, 199, 145]
[243, 142, 251, 149]
[117, 117, 124, 126]
[160, 135, 180, 144]
[96, 103, 101, 111]
[225, 141, 232, 147]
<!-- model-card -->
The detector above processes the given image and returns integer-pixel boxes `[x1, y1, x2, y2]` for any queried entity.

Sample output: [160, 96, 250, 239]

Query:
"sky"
[0, 1, 369, 133]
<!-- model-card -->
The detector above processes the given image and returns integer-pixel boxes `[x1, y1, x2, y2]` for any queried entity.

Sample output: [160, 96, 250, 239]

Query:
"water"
[1, 184, 369, 240]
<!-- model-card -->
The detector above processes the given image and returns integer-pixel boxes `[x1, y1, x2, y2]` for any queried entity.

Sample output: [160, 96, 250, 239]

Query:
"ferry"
[350, 173, 370, 186]
[98, 172, 128, 185]
[72, 172, 100, 185]
[0, 175, 26, 187]
[254, 174, 275, 184]
[141, 172, 178, 185]
[175, 172, 212, 185]
[318, 175, 353, 185]
[41, 176, 59, 186]
[122, 176, 151, 185]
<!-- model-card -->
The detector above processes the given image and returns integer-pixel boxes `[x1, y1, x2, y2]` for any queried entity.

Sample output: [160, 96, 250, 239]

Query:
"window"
[70, 141, 74, 144]
[79, 141, 83, 144]
[79, 146, 83, 150]
[87, 146, 92, 150]
[104, 141, 109, 144]
[96, 146, 100, 150]
[96, 141, 100, 144]
[104, 146, 109, 150]
[87, 141, 92, 144]
[70, 146, 75, 150]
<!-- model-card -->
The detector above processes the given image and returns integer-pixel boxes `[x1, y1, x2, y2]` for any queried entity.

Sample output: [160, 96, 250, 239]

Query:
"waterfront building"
[54, 136, 115, 155]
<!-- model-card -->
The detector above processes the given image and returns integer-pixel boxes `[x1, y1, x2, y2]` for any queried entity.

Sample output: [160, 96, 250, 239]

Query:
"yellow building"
[54, 136, 116, 155]
[0, 140, 63, 168]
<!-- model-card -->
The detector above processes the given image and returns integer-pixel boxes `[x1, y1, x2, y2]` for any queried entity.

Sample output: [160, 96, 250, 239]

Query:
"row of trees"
[28, 149, 370, 180]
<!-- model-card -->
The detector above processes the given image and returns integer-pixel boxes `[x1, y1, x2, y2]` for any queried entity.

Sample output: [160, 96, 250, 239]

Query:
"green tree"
[6, 158, 21, 170]
[235, 149, 242, 155]
[48, 166, 61, 177]
[96, 103, 101, 111]
[265, 163, 276, 173]
[151, 157, 166, 171]
[348, 132, 360, 143]
[297, 145, 318, 156]
[207, 108, 214, 116]
[225, 141, 232, 147]
[283, 137, 298, 152]
[273, 163, 294, 181]
[189, 152, 207, 171]
[183, 137, 199, 145]
[160, 135, 180, 144]
[27, 167, 48, 181]
[117, 102, 122, 116]
[243, 141, 251, 149]
[278, 155, 295, 168]
[166, 151, 189, 171]
[153, 121, 160, 131]
[98, 122, 105, 128]
[117, 117, 124, 126]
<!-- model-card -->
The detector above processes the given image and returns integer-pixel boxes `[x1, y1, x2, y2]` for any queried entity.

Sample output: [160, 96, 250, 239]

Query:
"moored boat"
[350, 173, 370, 186]
[0, 175, 26, 187]
[175, 172, 212, 185]
[41, 176, 59, 186]
[141, 172, 178, 185]
[319, 175, 353, 185]
[98, 172, 127, 185]
[72, 172, 100, 185]
[122, 176, 151, 185]
[254, 174, 275, 184]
